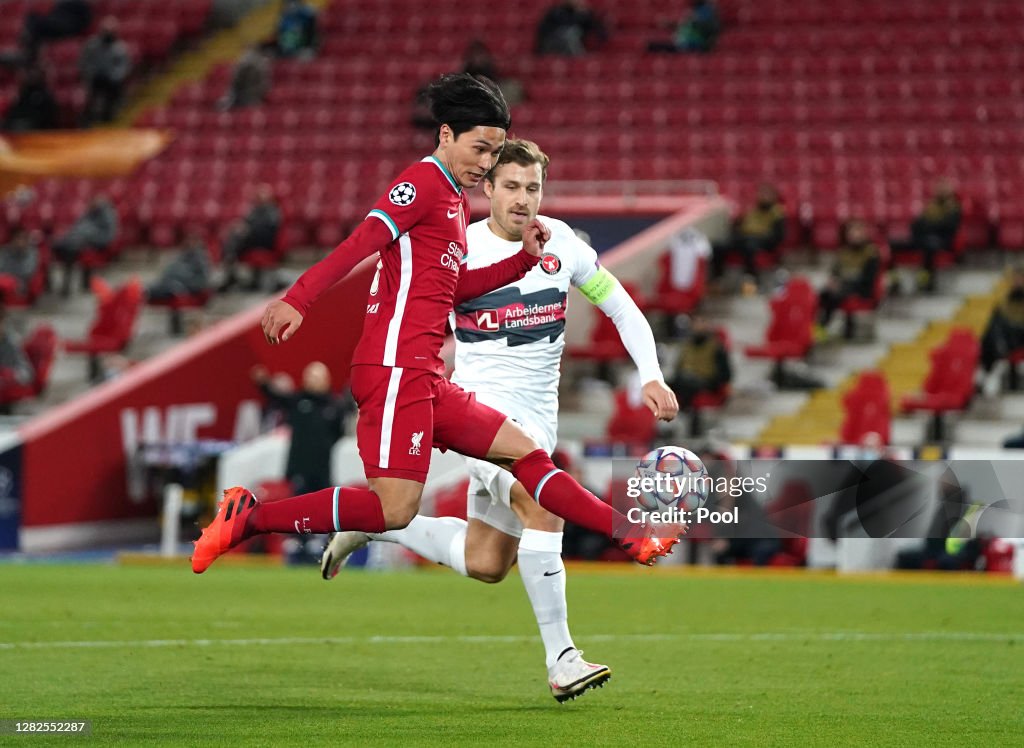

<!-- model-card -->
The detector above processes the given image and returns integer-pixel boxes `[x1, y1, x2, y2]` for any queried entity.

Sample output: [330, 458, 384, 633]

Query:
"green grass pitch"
[1, 563, 1022, 746]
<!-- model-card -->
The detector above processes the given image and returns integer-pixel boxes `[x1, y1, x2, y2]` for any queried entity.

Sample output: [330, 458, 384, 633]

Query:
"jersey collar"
[424, 156, 462, 195]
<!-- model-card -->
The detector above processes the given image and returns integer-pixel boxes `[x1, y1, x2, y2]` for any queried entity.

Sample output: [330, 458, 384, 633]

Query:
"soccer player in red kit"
[192, 74, 683, 574]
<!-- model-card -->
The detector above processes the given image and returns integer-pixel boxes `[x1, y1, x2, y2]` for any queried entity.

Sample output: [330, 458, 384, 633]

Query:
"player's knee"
[467, 560, 511, 584]
[465, 550, 513, 583]
[382, 500, 420, 530]
[523, 504, 563, 533]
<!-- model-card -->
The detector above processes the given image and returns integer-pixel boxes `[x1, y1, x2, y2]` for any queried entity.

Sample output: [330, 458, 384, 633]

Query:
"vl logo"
[475, 310, 500, 332]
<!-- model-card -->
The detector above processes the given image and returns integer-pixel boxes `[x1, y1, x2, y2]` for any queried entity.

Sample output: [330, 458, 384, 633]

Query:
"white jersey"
[451, 216, 600, 449]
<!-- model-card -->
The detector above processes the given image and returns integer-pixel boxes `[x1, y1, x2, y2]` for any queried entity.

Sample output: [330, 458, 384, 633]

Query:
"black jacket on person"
[261, 383, 349, 493]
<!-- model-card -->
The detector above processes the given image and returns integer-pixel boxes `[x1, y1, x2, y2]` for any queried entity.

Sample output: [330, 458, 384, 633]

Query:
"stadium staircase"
[118, 0, 334, 126]
[753, 277, 1003, 446]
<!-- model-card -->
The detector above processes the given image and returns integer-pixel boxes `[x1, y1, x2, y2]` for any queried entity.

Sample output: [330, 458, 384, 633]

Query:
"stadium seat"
[838, 243, 890, 339]
[0, 324, 57, 411]
[147, 288, 213, 336]
[605, 387, 656, 453]
[900, 329, 979, 441]
[840, 371, 892, 445]
[63, 279, 144, 382]
[567, 282, 643, 365]
[645, 250, 707, 317]
[744, 277, 818, 386]
[0, 240, 50, 308]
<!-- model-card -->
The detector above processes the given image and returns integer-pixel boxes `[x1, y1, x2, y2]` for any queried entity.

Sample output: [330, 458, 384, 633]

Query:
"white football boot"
[320, 531, 370, 580]
[548, 649, 611, 702]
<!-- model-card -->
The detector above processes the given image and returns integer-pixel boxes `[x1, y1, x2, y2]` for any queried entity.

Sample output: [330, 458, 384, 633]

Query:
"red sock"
[249, 486, 386, 535]
[511, 449, 629, 537]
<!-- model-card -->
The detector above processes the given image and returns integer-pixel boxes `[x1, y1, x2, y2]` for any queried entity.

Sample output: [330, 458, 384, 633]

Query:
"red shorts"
[349, 364, 508, 482]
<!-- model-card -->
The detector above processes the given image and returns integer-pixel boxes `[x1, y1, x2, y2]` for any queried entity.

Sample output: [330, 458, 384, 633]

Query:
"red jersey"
[356, 157, 470, 373]
[282, 156, 539, 374]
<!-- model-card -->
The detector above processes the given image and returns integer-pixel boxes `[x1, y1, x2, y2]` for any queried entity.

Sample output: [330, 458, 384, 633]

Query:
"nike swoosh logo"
[447, 208, 459, 219]
[543, 570, 563, 577]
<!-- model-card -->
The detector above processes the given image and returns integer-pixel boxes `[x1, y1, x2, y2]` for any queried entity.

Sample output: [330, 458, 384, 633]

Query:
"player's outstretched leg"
[321, 515, 470, 580]
[510, 448, 685, 565]
[193, 485, 389, 574]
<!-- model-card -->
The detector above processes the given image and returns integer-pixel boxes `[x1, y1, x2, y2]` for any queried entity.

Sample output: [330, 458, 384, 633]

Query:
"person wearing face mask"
[713, 183, 787, 284]
[816, 219, 881, 339]
[978, 267, 1024, 396]
[669, 316, 732, 411]
[78, 16, 131, 126]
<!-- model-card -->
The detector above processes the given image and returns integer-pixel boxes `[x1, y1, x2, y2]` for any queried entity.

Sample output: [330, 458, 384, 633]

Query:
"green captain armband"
[578, 267, 617, 305]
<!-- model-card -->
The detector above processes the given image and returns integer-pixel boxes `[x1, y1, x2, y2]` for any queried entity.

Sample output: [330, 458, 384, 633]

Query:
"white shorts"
[464, 411, 555, 539]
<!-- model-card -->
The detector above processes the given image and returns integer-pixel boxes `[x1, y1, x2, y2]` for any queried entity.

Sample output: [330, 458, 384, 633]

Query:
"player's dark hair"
[427, 73, 511, 146]
[485, 138, 549, 184]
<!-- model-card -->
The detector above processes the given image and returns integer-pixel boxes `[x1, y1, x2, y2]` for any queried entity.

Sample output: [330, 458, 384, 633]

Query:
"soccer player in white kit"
[322, 139, 678, 702]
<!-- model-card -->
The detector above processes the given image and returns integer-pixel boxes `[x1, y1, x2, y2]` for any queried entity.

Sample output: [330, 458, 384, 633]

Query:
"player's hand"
[642, 380, 679, 422]
[250, 364, 269, 383]
[521, 219, 551, 257]
[261, 300, 303, 345]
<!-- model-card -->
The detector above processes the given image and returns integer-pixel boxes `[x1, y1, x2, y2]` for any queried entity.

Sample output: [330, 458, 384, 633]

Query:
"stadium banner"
[0, 432, 23, 551]
[16, 262, 374, 550]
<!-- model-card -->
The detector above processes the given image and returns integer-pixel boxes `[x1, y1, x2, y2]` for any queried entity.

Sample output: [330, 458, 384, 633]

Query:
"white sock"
[372, 515, 468, 576]
[518, 529, 574, 670]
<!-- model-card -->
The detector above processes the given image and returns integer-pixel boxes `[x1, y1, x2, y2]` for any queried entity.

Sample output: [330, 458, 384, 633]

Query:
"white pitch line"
[0, 631, 1021, 651]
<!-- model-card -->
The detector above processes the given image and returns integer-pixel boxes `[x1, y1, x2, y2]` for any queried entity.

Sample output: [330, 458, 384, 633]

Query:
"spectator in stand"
[251, 360, 350, 563]
[274, 0, 318, 59]
[220, 46, 271, 110]
[536, 0, 607, 56]
[52, 195, 118, 297]
[78, 16, 132, 126]
[890, 178, 962, 293]
[0, 307, 33, 396]
[1, 0, 93, 67]
[461, 40, 525, 107]
[462, 39, 498, 81]
[712, 183, 787, 283]
[219, 184, 282, 291]
[2, 66, 60, 131]
[251, 361, 350, 495]
[816, 219, 881, 339]
[648, 0, 721, 54]
[977, 267, 1024, 397]
[0, 230, 40, 302]
[669, 316, 731, 409]
[145, 231, 212, 302]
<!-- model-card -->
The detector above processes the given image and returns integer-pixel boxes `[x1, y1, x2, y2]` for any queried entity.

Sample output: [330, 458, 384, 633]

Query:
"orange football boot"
[618, 522, 688, 566]
[191, 487, 259, 574]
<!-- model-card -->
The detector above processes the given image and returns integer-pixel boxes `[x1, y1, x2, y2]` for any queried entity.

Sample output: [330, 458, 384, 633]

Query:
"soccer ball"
[634, 445, 710, 512]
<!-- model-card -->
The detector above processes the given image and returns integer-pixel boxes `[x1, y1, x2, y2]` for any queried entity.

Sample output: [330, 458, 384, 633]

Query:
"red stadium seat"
[0, 324, 57, 411]
[645, 249, 707, 317]
[64, 279, 144, 381]
[567, 282, 643, 364]
[900, 329, 979, 441]
[744, 277, 818, 386]
[840, 371, 892, 445]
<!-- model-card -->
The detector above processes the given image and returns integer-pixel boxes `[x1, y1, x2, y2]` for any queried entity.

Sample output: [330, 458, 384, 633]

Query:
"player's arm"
[262, 218, 391, 344]
[454, 218, 550, 303]
[577, 263, 678, 422]
[264, 169, 433, 345]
